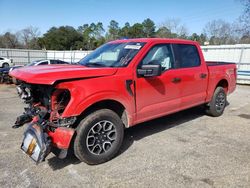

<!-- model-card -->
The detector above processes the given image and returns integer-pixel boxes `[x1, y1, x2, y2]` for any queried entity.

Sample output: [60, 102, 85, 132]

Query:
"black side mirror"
[137, 64, 162, 77]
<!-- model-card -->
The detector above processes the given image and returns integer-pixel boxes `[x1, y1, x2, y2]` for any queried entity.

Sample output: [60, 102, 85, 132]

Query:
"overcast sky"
[0, 0, 244, 35]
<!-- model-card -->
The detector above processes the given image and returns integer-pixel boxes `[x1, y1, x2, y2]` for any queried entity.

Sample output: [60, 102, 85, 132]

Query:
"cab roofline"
[110, 38, 199, 45]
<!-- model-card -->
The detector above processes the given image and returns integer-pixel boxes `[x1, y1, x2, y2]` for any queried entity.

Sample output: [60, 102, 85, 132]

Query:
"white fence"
[201, 44, 250, 84]
[0, 48, 47, 65]
[0, 48, 92, 65]
[46, 50, 92, 63]
[0, 44, 250, 84]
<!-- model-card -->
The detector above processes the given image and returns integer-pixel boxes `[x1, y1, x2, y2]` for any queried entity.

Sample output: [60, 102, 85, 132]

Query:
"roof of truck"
[111, 38, 199, 45]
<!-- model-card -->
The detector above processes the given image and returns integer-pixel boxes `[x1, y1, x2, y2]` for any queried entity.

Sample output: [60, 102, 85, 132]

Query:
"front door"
[135, 43, 181, 124]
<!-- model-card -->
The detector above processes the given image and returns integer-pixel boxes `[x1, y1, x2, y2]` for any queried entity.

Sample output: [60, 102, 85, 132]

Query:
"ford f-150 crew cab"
[10, 38, 236, 164]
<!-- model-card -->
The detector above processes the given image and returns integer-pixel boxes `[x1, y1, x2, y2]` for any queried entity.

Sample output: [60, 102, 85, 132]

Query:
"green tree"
[107, 20, 120, 40]
[156, 26, 176, 38]
[142, 18, 156, 37]
[94, 22, 105, 39]
[188, 33, 207, 45]
[199, 33, 207, 45]
[78, 24, 93, 49]
[119, 22, 131, 38]
[128, 23, 145, 38]
[78, 22, 105, 50]
[41, 26, 82, 50]
[189, 33, 200, 41]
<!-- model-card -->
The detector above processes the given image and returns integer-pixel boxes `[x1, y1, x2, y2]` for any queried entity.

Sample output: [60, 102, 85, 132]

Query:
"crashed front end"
[14, 82, 76, 163]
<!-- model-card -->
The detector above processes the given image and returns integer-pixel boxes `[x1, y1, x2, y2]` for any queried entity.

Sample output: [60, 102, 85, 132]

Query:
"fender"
[81, 92, 134, 126]
[61, 90, 135, 126]
[76, 91, 133, 114]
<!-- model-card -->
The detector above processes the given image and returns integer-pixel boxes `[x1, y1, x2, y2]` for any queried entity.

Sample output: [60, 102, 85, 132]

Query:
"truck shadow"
[47, 105, 205, 170]
[119, 105, 205, 155]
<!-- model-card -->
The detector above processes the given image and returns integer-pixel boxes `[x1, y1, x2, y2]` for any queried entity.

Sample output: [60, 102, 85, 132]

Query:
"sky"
[0, 0, 244, 35]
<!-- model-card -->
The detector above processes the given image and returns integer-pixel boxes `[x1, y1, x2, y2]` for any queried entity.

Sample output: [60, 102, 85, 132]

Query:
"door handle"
[172, 77, 181, 83]
[200, 73, 207, 79]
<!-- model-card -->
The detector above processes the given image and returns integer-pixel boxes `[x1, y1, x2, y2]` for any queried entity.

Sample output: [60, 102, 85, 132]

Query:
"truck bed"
[206, 61, 236, 66]
[206, 61, 237, 100]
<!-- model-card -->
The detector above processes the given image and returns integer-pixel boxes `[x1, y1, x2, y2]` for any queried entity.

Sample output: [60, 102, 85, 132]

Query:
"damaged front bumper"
[21, 123, 51, 163]
[13, 82, 76, 164]
[20, 119, 75, 164]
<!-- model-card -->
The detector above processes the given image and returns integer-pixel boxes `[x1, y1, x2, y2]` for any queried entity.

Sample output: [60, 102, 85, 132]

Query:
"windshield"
[79, 42, 146, 67]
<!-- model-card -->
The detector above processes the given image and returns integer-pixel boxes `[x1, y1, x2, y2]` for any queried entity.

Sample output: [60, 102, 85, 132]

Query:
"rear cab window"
[172, 44, 200, 68]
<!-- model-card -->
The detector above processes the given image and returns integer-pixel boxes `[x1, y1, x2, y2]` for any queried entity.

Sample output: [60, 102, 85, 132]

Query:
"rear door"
[172, 44, 208, 109]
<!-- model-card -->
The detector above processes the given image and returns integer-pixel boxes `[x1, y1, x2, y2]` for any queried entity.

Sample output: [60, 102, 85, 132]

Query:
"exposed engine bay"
[14, 82, 77, 127]
[14, 82, 76, 163]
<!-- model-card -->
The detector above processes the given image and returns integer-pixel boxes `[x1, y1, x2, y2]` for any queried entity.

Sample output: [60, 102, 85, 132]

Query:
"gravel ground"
[0, 84, 250, 188]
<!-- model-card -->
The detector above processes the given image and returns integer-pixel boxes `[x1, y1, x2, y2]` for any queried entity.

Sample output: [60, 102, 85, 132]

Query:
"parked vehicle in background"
[8, 59, 70, 82]
[25, 59, 70, 66]
[0, 57, 13, 68]
[9, 59, 69, 72]
[10, 38, 237, 165]
[0, 59, 70, 84]
[0, 67, 11, 83]
[0, 66, 23, 84]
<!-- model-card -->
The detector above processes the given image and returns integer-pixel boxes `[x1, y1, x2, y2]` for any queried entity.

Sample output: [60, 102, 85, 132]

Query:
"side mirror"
[137, 64, 162, 77]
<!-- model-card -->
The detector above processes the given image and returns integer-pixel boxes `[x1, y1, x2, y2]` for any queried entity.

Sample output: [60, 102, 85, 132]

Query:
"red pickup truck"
[10, 38, 236, 164]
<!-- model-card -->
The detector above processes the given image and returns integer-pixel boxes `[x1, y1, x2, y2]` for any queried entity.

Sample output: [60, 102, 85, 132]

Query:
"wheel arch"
[2, 62, 9, 67]
[76, 99, 129, 128]
[215, 79, 229, 93]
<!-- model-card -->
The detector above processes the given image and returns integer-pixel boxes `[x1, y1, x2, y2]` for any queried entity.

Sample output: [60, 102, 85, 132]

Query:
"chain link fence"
[202, 44, 250, 84]
[0, 44, 250, 84]
[0, 48, 92, 65]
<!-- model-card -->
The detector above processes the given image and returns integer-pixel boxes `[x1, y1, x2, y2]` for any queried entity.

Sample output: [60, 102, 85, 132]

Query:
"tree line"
[0, 1, 249, 50]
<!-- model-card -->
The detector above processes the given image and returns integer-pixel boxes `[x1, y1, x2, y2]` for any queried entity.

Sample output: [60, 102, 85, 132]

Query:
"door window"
[141, 44, 174, 71]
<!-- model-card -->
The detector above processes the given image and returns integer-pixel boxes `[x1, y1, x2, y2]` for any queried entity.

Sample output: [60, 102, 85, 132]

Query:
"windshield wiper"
[85, 62, 107, 67]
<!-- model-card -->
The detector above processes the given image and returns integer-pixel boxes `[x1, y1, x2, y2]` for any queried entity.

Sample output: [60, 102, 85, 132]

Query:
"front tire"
[74, 109, 124, 165]
[205, 86, 227, 117]
[2, 63, 9, 68]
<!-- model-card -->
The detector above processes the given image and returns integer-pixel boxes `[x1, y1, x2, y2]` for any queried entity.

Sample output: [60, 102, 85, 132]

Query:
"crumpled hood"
[9, 65, 118, 85]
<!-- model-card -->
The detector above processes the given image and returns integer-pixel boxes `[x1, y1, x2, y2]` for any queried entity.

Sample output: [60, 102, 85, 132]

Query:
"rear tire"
[74, 109, 124, 165]
[205, 86, 227, 117]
